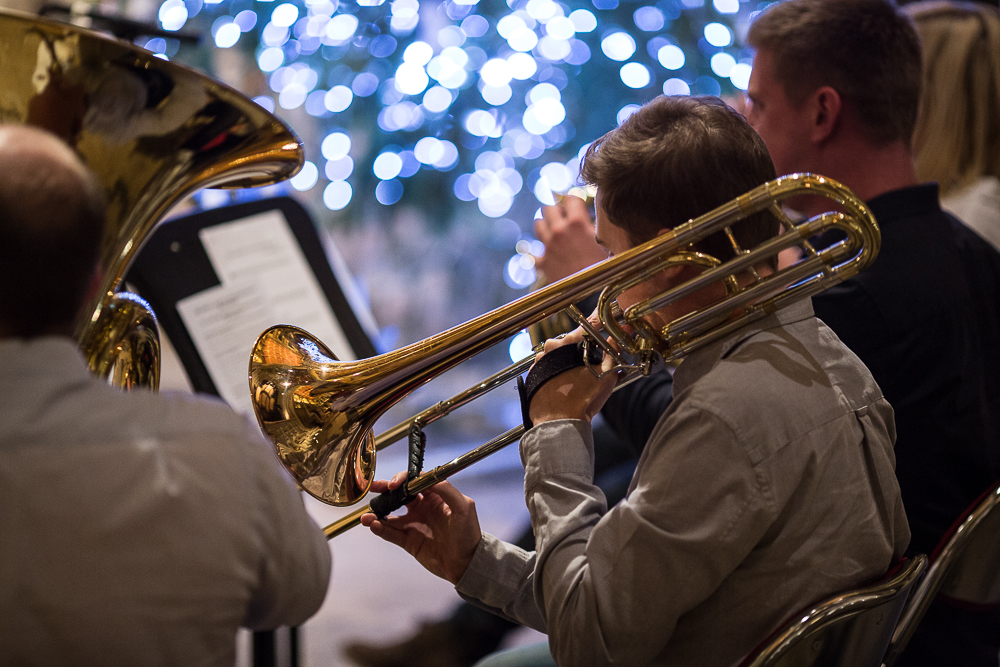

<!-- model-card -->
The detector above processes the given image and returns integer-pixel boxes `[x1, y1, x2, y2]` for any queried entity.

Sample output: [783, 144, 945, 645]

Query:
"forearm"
[521, 421, 628, 665]
[455, 533, 546, 631]
[517, 421, 689, 666]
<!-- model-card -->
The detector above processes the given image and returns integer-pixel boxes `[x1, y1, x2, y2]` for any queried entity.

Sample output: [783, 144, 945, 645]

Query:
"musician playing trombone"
[361, 95, 910, 667]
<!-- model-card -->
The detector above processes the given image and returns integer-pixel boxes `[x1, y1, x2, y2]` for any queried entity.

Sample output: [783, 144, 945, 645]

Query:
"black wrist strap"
[517, 342, 603, 430]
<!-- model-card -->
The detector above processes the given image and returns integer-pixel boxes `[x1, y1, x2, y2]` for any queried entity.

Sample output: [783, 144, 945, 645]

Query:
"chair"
[740, 555, 928, 667]
[881, 479, 1000, 667]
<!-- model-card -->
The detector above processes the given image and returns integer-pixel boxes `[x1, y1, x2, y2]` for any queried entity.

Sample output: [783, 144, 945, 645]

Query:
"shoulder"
[669, 317, 882, 462]
[118, 389, 257, 435]
[72, 387, 275, 465]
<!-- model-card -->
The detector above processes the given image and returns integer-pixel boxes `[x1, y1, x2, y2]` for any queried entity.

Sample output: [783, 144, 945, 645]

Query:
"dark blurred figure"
[0, 125, 332, 665]
[746, 1, 1000, 664]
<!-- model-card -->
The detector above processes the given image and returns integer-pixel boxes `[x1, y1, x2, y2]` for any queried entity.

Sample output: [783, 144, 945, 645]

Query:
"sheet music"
[177, 209, 354, 416]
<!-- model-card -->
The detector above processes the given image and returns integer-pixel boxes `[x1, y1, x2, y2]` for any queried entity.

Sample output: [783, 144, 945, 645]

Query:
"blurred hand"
[534, 195, 608, 285]
[778, 246, 804, 269]
[360, 472, 482, 585]
[528, 324, 618, 425]
[720, 93, 749, 116]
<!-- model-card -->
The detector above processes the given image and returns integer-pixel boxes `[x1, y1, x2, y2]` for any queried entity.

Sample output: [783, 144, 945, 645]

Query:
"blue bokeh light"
[177, 0, 752, 267]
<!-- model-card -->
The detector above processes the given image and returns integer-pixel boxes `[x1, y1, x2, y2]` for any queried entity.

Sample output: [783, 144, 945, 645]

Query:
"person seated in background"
[745, 0, 1000, 663]
[345, 195, 675, 667]
[359, 95, 909, 667]
[0, 125, 332, 665]
[905, 0, 1000, 252]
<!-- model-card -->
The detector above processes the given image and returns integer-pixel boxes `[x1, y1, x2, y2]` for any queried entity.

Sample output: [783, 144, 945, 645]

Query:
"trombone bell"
[250, 326, 376, 505]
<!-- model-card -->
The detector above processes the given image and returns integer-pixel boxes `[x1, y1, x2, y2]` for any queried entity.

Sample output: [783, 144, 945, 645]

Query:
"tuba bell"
[0, 8, 303, 389]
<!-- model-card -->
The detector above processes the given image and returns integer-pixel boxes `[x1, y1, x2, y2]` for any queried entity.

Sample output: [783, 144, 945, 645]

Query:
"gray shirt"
[0, 337, 331, 666]
[456, 300, 910, 666]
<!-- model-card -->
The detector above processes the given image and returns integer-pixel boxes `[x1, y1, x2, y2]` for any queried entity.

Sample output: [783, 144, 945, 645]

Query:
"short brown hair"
[579, 95, 779, 265]
[0, 125, 106, 337]
[747, 0, 922, 145]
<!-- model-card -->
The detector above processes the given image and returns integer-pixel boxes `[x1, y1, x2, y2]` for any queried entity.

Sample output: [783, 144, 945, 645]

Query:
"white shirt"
[942, 175, 1000, 252]
[0, 337, 331, 666]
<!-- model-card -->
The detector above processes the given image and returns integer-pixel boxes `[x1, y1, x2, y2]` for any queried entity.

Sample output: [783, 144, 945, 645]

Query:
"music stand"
[127, 195, 376, 398]
[126, 195, 377, 667]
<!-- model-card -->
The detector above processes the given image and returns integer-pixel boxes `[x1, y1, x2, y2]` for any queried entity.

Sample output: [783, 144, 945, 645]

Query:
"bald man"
[0, 125, 332, 665]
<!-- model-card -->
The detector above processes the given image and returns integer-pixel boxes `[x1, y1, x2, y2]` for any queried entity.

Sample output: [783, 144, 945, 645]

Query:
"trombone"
[248, 173, 881, 537]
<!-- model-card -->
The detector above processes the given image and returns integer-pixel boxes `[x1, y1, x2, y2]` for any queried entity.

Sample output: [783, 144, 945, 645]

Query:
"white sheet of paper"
[176, 209, 355, 415]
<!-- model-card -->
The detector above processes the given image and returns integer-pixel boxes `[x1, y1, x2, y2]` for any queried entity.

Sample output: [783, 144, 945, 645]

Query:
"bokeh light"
[710, 52, 736, 78]
[634, 6, 664, 32]
[657, 44, 685, 70]
[174, 0, 754, 294]
[620, 62, 651, 88]
[376, 179, 404, 205]
[664, 78, 691, 96]
[601, 31, 636, 61]
[704, 22, 733, 47]
[508, 331, 534, 362]
[290, 161, 319, 191]
[323, 180, 352, 210]
[213, 20, 240, 48]
[321, 132, 351, 160]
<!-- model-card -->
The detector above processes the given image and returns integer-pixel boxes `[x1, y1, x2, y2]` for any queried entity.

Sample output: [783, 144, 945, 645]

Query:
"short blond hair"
[905, 1, 1000, 197]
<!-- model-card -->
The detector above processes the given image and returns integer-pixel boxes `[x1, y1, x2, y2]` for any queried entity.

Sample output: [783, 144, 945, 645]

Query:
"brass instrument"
[0, 8, 303, 389]
[248, 174, 881, 535]
[527, 185, 599, 346]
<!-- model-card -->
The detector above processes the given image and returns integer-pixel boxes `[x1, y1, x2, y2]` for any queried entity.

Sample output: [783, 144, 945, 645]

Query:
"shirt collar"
[670, 298, 815, 394]
[867, 183, 941, 224]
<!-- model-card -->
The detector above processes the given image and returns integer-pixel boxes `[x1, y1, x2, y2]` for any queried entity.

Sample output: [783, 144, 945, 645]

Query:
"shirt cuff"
[520, 419, 595, 484]
[456, 532, 533, 610]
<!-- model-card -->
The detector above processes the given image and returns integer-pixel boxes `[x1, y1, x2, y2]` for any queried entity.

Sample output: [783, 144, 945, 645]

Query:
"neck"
[0, 323, 75, 340]
[795, 134, 918, 217]
[655, 264, 773, 328]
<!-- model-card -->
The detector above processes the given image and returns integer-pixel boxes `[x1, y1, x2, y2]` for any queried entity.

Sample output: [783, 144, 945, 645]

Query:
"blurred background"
[8, 0, 759, 362]
[0, 0, 764, 662]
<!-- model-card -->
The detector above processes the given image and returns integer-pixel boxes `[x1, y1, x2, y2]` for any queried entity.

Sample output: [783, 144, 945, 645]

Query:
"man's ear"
[809, 85, 842, 143]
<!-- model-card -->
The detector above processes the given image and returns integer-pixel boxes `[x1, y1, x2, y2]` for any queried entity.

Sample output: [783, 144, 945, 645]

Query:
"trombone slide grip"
[370, 486, 413, 519]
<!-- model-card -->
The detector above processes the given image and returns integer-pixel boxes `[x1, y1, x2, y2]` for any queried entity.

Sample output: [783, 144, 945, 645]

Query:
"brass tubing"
[323, 426, 525, 539]
[250, 173, 880, 507]
[374, 354, 537, 450]
[0, 9, 303, 390]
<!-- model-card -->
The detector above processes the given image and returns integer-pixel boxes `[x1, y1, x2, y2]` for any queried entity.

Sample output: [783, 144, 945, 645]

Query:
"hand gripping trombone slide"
[247, 173, 881, 538]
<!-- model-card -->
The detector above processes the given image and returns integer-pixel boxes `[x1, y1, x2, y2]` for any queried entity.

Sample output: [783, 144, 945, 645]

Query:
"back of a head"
[905, 1, 1000, 195]
[747, 0, 923, 146]
[579, 95, 779, 264]
[0, 125, 106, 338]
